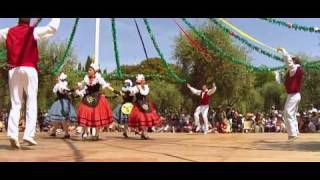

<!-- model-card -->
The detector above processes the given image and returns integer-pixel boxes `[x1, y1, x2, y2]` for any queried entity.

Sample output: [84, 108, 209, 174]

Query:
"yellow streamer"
[218, 18, 277, 52]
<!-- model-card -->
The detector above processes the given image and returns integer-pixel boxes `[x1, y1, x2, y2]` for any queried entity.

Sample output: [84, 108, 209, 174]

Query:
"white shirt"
[0, 18, 60, 42]
[130, 84, 150, 96]
[188, 85, 217, 98]
[76, 73, 111, 97]
[281, 49, 300, 77]
[53, 81, 70, 94]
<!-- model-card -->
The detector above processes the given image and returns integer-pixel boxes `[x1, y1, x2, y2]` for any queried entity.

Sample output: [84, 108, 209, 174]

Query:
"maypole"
[94, 18, 100, 65]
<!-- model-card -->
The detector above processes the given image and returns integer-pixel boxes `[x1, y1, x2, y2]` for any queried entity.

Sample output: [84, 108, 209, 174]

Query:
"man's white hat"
[59, 72, 67, 80]
[136, 74, 145, 82]
[124, 79, 133, 87]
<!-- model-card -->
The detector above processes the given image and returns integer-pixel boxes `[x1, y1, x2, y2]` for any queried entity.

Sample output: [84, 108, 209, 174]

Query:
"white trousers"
[7, 67, 38, 140]
[194, 105, 209, 132]
[283, 93, 301, 137]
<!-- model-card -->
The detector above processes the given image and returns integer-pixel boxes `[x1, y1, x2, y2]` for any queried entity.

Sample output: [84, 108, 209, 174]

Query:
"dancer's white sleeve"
[97, 75, 110, 89]
[208, 85, 217, 96]
[139, 85, 149, 96]
[77, 80, 86, 89]
[34, 18, 60, 40]
[0, 28, 9, 42]
[130, 86, 139, 96]
[52, 83, 59, 93]
[59, 83, 70, 93]
[188, 86, 201, 96]
[282, 49, 299, 77]
[53, 82, 70, 94]
[76, 87, 86, 97]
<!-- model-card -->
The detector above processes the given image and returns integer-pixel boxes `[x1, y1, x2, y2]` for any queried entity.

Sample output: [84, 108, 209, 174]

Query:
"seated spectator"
[308, 120, 317, 133]
[254, 113, 265, 133]
[215, 106, 228, 133]
[275, 114, 286, 133]
[242, 113, 255, 133]
[308, 104, 317, 114]
[232, 111, 242, 133]
[309, 111, 319, 132]
[219, 118, 230, 133]
[265, 114, 276, 132]
[0, 120, 4, 132]
[171, 114, 180, 133]
[298, 113, 309, 133]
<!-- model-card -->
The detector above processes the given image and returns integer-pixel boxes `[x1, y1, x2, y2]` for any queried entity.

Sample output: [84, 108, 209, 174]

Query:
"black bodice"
[85, 84, 101, 95]
[56, 91, 69, 99]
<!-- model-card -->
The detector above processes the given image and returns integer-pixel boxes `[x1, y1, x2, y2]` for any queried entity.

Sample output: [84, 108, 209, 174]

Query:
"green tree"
[0, 43, 10, 109]
[85, 56, 94, 71]
[300, 68, 320, 109]
[148, 81, 184, 113]
[118, 57, 182, 82]
[259, 81, 285, 112]
[77, 63, 82, 71]
[254, 71, 276, 88]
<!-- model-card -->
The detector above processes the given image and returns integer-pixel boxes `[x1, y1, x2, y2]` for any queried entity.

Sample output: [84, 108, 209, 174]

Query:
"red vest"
[284, 67, 303, 94]
[199, 91, 210, 105]
[6, 23, 39, 71]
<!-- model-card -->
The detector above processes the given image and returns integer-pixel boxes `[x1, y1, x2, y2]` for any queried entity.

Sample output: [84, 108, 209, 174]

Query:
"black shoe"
[50, 133, 56, 137]
[81, 132, 85, 140]
[123, 132, 129, 138]
[64, 134, 70, 139]
[93, 136, 99, 141]
[141, 134, 149, 140]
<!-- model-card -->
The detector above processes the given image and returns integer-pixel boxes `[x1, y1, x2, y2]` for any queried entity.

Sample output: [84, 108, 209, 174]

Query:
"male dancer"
[277, 48, 303, 142]
[187, 82, 217, 134]
[0, 18, 60, 148]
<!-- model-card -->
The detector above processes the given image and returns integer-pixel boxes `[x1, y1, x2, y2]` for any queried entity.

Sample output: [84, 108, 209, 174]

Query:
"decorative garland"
[210, 18, 283, 62]
[143, 18, 186, 83]
[181, 18, 285, 72]
[51, 18, 79, 75]
[0, 50, 5, 60]
[219, 18, 277, 52]
[172, 18, 211, 61]
[260, 18, 320, 33]
[212, 18, 320, 70]
[111, 18, 123, 78]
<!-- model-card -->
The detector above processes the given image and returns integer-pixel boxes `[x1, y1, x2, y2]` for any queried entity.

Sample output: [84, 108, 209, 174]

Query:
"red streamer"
[172, 18, 211, 60]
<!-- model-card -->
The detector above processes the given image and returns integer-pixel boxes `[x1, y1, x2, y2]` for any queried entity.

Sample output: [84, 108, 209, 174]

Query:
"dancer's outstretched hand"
[277, 48, 285, 53]
[119, 91, 125, 96]
[187, 83, 191, 88]
[113, 89, 121, 96]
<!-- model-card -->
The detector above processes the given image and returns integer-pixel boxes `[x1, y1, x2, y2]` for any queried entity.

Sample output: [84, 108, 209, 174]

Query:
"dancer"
[76, 63, 119, 141]
[113, 79, 134, 138]
[45, 73, 77, 139]
[0, 18, 60, 148]
[187, 82, 217, 134]
[128, 74, 161, 139]
[277, 48, 303, 142]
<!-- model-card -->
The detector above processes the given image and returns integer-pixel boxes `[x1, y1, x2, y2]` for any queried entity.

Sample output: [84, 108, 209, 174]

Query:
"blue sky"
[1, 18, 320, 71]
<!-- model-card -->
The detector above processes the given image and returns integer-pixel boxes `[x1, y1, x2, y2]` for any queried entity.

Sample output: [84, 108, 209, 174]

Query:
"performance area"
[0, 132, 320, 162]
